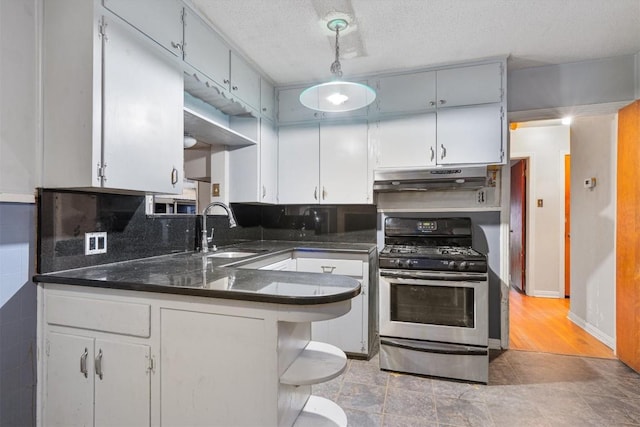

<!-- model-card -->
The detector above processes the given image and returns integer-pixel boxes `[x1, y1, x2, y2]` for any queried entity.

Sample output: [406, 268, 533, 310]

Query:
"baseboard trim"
[489, 338, 502, 350]
[531, 290, 562, 298]
[567, 311, 616, 350]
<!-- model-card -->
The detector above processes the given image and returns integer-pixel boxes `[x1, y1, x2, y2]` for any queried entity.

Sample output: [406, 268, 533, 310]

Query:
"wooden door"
[564, 154, 571, 297]
[617, 100, 640, 373]
[510, 159, 526, 293]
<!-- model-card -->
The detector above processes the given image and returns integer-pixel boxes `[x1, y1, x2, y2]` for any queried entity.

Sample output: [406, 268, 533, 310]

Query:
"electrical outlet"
[85, 232, 107, 255]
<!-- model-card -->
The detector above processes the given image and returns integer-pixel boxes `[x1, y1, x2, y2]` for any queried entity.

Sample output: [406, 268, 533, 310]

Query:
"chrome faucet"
[200, 202, 237, 253]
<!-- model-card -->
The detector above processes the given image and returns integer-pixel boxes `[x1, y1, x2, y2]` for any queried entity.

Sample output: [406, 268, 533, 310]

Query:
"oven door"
[379, 270, 488, 347]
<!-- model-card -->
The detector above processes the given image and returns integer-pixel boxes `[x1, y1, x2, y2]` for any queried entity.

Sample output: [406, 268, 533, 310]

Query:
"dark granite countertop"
[34, 240, 377, 305]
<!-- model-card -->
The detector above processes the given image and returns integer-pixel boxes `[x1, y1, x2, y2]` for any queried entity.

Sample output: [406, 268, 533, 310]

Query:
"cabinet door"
[44, 333, 94, 427]
[260, 119, 278, 204]
[278, 125, 320, 204]
[160, 308, 269, 426]
[94, 339, 151, 427]
[297, 258, 367, 355]
[436, 62, 503, 108]
[437, 104, 504, 165]
[183, 9, 229, 91]
[277, 87, 319, 123]
[103, 0, 183, 57]
[312, 289, 365, 354]
[260, 79, 276, 120]
[375, 114, 436, 169]
[101, 15, 184, 194]
[375, 71, 436, 114]
[230, 51, 260, 109]
[320, 122, 370, 204]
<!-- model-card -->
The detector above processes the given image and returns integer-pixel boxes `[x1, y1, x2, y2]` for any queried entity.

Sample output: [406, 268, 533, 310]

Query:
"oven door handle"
[380, 269, 488, 282]
[381, 338, 488, 356]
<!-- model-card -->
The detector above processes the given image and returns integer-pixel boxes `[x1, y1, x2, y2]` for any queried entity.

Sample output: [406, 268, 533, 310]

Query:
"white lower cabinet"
[39, 284, 350, 427]
[160, 308, 269, 426]
[44, 333, 151, 427]
[259, 254, 373, 357]
[297, 258, 369, 356]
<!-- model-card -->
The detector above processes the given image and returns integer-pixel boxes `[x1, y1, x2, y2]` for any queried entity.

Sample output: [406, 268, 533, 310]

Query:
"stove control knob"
[448, 261, 456, 270]
[459, 261, 468, 271]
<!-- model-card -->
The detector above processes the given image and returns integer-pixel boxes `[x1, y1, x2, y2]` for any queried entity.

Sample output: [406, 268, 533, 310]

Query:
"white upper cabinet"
[278, 122, 370, 204]
[183, 9, 260, 111]
[375, 71, 436, 115]
[103, 0, 183, 57]
[102, 16, 184, 193]
[374, 114, 437, 169]
[260, 79, 276, 121]
[229, 118, 278, 204]
[43, 3, 183, 194]
[373, 61, 503, 115]
[230, 52, 261, 110]
[183, 8, 230, 93]
[277, 85, 369, 124]
[320, 122, 370, 204]
[277, 125, 320, 204]
[436, 104, 504, 165]
[436, 62, 503, 108]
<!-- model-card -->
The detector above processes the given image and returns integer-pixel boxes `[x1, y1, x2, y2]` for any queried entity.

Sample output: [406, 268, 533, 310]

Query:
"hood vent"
[373, 167, 488, 192]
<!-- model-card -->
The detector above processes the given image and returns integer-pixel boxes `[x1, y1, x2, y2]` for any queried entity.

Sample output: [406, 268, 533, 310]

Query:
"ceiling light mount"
[299, 17, 376, 113]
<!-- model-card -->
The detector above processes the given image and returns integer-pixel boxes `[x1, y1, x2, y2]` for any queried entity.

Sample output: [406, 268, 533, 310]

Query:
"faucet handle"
[207, 227, 215, 244]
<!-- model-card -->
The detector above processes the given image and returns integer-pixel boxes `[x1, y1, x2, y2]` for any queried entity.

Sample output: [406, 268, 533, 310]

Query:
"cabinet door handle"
[322, 186, 327, 200]
[223, 79, 230, 84]
[430, 146, 435, 162]
[232, 86, 238, 91]
[95, 349, 103, 380]
[440, 144, 447, 159]
[171, 167, 178, 185]
[439, 99, 446, 105]
[80, 348, 88, 378]
[262, 185, 266, 198]
[170, 41, 182, 51]
[262, 107, 267, 112]
[314, 186, 318, 200]
[429, 100, 436, 107]
[321, 266, 336, 273]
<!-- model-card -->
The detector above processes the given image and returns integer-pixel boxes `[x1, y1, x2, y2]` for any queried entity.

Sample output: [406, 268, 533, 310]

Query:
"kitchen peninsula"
[34, 242, 373, 427]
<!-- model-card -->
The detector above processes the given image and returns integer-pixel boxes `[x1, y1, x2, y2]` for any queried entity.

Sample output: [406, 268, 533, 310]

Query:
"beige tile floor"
[313, 350, 640, 426]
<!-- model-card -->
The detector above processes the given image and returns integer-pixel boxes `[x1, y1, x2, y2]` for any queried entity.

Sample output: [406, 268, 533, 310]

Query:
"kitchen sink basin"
[204, 251, 258, 259]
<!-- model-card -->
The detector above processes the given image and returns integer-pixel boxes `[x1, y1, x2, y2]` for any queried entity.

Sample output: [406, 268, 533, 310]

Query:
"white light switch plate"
[85, 232, 107, 255]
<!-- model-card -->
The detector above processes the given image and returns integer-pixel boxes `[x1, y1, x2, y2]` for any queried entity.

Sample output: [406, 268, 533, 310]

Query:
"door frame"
[510, 153, 534, 296]
[558, 149, 570, 298]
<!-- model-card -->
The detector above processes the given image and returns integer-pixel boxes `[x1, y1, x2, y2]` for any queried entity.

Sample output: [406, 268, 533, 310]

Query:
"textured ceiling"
[189, 0, 640, 86]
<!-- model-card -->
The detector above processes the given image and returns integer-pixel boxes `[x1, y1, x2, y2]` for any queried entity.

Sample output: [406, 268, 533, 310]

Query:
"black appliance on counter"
[378, 217, 489, 383]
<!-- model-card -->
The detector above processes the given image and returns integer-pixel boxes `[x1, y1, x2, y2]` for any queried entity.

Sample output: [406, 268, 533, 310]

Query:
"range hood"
[373, 166, 488, 192]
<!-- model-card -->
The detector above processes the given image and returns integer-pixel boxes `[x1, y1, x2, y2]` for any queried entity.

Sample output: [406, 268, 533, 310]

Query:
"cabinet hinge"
[97, 163, 107, 183]
[147, 356, 155, 373]
[500, 106, 505, 120]
[500, 87, 505, 101]
[45, 340, 50, 357]
[500, 62, 505, 76]
[500, 150, 505, 162]
[180, 8, 185, 24]
[98, 17, 107, 40]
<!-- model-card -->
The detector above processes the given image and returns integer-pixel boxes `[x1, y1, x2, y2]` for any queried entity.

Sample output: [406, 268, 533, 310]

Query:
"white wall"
[0, 0, 41, 424]
[510, 123, 570, 297]
[567, 115, 617, 349]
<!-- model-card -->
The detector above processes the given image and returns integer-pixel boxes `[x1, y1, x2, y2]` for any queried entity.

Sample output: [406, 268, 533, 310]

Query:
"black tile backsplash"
[37, 190, 377, 273]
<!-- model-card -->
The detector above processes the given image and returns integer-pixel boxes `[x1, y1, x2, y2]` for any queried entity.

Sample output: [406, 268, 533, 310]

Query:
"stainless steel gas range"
[378, 217, 489, 383]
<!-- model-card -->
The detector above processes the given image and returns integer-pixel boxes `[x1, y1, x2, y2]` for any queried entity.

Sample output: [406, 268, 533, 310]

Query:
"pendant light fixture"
[299, 18, 376, 113]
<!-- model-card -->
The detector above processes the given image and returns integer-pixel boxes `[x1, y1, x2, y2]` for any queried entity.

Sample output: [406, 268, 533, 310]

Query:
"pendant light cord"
[330, 25, 343, 78]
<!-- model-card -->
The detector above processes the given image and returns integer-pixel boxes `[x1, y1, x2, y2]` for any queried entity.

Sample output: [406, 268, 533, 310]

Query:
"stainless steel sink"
[204, 251, 258, 259]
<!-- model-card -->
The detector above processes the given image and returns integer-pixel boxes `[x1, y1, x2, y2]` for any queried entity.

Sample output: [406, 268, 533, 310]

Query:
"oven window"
[390, 284, 475, 328]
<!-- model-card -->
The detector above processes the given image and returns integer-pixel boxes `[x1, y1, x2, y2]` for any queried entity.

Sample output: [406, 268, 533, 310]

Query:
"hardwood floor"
[509, 288, 615, 359]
